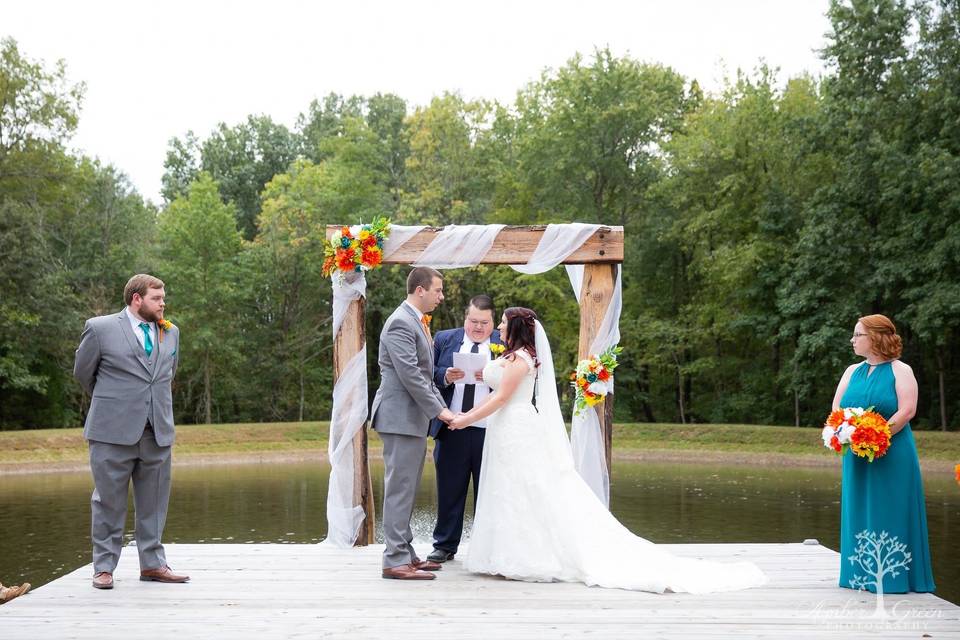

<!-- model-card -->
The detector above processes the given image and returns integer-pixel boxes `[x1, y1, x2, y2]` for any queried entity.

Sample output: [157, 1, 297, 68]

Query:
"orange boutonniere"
[157, 318, 173, 343]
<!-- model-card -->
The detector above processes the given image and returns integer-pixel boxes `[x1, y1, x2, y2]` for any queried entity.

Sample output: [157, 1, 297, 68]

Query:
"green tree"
[162, 116, 300, 240]
[402, 92, 493, 225]
[157, 173, 243, 423]
[0, 37, 84, 177]
[247, 155, 387, 420]
[493, 48, 687, 226]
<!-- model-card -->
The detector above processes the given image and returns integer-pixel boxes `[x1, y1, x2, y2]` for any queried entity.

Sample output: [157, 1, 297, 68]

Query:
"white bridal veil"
[533, 320, 575, 470]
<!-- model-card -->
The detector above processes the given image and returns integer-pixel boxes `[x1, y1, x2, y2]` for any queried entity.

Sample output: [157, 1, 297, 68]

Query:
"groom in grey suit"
[74, 274, 189, 589]
[371, 267, 455, 580]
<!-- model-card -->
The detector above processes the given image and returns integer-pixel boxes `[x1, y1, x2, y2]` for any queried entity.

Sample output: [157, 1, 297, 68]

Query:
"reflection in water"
[0, 460, 956, 603]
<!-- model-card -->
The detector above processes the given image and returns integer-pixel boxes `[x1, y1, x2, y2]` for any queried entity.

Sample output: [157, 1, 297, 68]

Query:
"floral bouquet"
[571, 345, 622, 417]
[821, 407, 892, 462]
[322, 217, 391, 283]
[490, 343, 505, 357]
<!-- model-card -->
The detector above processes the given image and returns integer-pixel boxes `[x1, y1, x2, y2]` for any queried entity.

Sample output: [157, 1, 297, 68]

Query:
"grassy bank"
[1, 421, 958, 470]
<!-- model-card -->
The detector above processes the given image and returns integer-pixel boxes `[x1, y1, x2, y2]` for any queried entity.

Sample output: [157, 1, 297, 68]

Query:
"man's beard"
[140, 308, 162, 322]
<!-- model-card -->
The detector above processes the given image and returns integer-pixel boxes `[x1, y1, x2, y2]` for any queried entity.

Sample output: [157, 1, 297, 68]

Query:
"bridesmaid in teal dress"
[831, 314, 935, 593]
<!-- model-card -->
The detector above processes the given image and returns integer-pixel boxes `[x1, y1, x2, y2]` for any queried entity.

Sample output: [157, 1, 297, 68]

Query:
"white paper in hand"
[452, 352, 487, 385]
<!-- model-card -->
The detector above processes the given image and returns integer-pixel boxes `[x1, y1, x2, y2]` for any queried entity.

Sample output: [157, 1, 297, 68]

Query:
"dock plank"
[1, 543, 957, 639]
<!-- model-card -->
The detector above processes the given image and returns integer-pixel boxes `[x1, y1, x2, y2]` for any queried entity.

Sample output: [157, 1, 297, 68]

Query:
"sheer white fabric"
[510, 223, 600, 274]
[332, 272, 366, 340]
[414, 224, 506, 268]
[381, 225, 425, 261]
[466, 336, 767, 594]
[322, 349, 367, 547]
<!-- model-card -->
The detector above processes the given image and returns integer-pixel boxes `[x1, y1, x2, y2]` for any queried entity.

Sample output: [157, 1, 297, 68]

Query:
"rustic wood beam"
[325, 225, 624, 265]
[332, 296, 376, 546]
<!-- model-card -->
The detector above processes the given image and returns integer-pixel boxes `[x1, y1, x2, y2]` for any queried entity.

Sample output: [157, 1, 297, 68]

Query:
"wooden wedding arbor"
[328, 224, 624, 545]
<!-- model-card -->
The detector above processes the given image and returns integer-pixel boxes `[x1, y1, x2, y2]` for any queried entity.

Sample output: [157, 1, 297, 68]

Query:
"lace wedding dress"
[466, 342, 767, 594]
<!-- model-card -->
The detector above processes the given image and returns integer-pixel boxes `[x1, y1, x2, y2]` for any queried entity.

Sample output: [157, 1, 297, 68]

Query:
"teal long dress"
[839, 361, 936, 593]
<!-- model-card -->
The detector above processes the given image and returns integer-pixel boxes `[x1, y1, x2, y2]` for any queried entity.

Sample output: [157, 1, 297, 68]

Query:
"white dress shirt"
[449, 336, 492, 428]
[125, 307, 155, 355]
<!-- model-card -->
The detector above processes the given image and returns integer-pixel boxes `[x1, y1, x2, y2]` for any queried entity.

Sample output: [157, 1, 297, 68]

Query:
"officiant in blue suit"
[427, 295, 501, 564]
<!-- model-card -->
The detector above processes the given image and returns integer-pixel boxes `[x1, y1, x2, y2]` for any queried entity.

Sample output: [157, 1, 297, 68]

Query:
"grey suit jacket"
[73, 309, 180, 447]
[370, 303, 445, 437]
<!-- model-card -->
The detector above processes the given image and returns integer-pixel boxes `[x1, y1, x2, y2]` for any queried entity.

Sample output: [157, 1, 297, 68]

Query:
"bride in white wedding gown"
[445, 307, 767, 594]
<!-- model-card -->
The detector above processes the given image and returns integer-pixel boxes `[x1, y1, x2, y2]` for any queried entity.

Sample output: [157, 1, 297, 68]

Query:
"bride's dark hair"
[502, 307, 539, 367]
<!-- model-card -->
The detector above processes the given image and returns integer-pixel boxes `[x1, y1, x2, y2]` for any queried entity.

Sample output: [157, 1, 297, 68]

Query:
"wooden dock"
[1, 542, 957, 639]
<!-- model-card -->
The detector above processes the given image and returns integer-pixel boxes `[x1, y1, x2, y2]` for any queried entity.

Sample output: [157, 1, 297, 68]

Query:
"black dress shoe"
[427, 548, 455, 563]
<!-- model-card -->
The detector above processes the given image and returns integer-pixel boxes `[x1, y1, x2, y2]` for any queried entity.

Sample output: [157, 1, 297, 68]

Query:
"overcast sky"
[6, 0, 832, 204]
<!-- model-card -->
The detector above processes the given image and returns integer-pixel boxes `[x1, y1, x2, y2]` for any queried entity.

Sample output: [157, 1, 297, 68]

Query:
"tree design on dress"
[848, 529, 912, 619]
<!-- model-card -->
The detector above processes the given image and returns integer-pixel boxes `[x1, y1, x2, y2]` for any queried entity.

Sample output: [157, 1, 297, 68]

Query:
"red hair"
[859, 314, 902, 360]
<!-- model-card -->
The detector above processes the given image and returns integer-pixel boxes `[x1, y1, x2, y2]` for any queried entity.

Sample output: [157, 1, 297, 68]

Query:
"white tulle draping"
[323, 348, 368, 547]
[381, 225, 425, 261]
[566, 264, 623, 507]
[331, 273, 366, 340]
[414, 224, 506, 268]
[325, 223, 622, 544]
[510, 223, 601, 275]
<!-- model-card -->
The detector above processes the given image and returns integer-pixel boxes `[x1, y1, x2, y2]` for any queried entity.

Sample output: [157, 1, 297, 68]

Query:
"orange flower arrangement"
[821, 407, 891, 462]
[322, 218, 390, 283]
[954, 463, 959, 485]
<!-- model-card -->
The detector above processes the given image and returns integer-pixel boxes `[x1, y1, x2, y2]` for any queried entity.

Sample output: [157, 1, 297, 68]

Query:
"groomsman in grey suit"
[370, 267, 455, 580]
[74, 274, 189, 590]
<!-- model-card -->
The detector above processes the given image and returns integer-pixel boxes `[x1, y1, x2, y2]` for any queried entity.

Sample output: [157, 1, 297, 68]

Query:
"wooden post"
[332, 295, 376, 546]
[578, 263, 617, 475]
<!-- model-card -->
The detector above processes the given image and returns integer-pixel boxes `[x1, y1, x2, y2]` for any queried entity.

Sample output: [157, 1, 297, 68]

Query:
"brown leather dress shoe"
[140, 566, 190, 583]
[92, 572, 114, 590]
[382, 563, 436, 580]
[413, 559, 442, 572]
[1, 582, 30, 602]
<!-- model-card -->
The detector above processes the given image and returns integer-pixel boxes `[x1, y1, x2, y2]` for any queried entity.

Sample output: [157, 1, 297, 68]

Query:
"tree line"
[1, 0, 957, 431]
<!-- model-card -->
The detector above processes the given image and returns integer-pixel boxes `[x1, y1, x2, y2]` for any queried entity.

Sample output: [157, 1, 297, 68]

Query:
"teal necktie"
[139, 322, 153, 357]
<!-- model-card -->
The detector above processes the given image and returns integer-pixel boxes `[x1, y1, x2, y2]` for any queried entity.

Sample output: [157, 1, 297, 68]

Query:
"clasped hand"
[445, 412, 471, 430]
[436, 408, 468, 429]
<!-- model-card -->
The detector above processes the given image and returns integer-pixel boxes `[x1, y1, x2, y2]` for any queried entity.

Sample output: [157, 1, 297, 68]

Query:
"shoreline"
[2, 447, 955, 476]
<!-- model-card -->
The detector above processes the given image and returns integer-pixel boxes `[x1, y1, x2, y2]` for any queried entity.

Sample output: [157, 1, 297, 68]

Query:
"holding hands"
[437, 408, 472, 429]
[446, 413, 471, 430]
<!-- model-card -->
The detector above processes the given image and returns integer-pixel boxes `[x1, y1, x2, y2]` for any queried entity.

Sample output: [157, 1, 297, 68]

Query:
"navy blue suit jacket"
[429, 327, 502, 439]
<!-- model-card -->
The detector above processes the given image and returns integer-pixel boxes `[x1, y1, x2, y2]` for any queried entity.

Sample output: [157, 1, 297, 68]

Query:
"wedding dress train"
[465, 342, 767, 594]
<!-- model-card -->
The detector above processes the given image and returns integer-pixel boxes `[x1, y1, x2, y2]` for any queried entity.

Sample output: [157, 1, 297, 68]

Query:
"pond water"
[0, 460, 956, 603]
